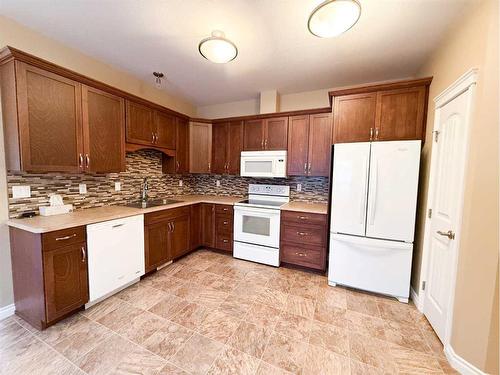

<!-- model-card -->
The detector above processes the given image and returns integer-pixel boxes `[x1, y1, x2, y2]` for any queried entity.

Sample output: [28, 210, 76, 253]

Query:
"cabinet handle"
[85, 154, 90, 169]
[55, 234, 77, 241]
[223, 239, 229, 243]
[304, 163, 307, 173]
[295, 252, 306, 257]
[112, 223, 124, 228]
[79, 153, 84, 169]
[223, 221, 228, 225]
[176, 161, 180, 172]
[261, 139, 264, 149]
[226, 161, 230, 172]
[172, 222, 175, 232]
[223, 208, 228, 211]
[81, 246, 86, 263]
[298, 216, 308, 220]
[370, 128, 373, 141]
[168, 222, 172, 232]
[308, 163, 311, 173]
[151, 132, 155, 144]
[375, 128, 379, 140]
[264, 139, 268, 149]
[155, 133, 159, 143]
[296, 231, 308, 236]
[208, 162, 211, 172]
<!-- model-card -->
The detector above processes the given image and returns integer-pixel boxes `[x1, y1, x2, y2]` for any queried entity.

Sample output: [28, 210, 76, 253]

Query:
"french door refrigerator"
[328, 140, 421, 302]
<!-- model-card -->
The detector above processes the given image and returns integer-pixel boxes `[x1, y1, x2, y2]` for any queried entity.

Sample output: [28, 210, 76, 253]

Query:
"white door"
[233, 206, 281, 248]
[423, 90, 470, 341]
[330, 142, 370, 236]
[366, 141, 421, 241]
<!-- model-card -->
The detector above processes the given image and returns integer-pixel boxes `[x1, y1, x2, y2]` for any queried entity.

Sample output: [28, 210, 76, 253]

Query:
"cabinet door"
[126, 101, 155, 145]
[375, 86, 426, 141]
[82, 85, 125, 173]
[243, 119, 265, 150]
[43, 243, 88, 323]
[265, 117, 288, 150]
[287, 115, 309, 176]
[176, 118, 189, 173]
[169, 214, 191, 259]
[308, 113, 333, 176]
[190, 204, 202, 250]
[227, 121, 244, 174]
[144, 221, 170, 272]
[333, 93, 376, 143]
[211, 122, 228, 174]
[201, 203, 215, 247]
[155, 111, 177, 149]
[16, 62, 83, 172]
[189, 122, 212, 173]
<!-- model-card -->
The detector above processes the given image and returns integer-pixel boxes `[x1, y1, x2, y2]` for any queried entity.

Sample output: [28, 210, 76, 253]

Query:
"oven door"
[234, 205, 281, 248]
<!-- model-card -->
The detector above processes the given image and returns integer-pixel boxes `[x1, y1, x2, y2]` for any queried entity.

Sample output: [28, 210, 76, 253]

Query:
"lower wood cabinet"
[280, 210, 328, 271]
[9, 226, 89, 330]
[144, 221, 170, 272]
[201, 203, 215, 248]
[215, 205, 233, 253]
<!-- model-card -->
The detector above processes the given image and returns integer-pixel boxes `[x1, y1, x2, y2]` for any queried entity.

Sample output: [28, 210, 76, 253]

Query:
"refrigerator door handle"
[368, 158, 378, 225]
[360, 156, 369, 224]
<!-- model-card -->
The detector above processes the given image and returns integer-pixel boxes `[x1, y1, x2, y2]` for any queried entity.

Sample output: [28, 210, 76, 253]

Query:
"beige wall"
[414, 0, 499, 371]
[0, 16, 197, 310]
[197, 98, 260, 119]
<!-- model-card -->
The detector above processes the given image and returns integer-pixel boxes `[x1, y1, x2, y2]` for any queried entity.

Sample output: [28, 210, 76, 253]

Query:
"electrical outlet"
[179, 180, 183, 187]
[12, 185, 31, 199]
[297, 183, 302, 192]
[79, 183, 87, 194]
[216, 180, 221, 187]
[114, 182, 121, 191]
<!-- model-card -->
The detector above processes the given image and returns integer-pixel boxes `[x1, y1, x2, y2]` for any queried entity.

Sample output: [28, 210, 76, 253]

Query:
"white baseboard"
[0, 303, 15, 320]
[410, 287, 423, 312]
[445, 345, 486, 375]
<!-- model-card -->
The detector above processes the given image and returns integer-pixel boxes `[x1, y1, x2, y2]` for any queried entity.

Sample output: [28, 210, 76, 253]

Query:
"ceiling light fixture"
[153, 72, 164, 88]
[198, 30, 238, 64]
[308, 0, 361, 38]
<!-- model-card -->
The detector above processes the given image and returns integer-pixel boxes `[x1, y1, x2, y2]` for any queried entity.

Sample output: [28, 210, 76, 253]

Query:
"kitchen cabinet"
[333, 93, 377, 143]
[280, 211, 327, 271]
[288, 113, 332, 176]
[162, 117, 189, 174]
[211, 121, 243, 175]
[190, 204, 202, 250]
[82, 85, 125, 173]
[215, 204, 233, 253]
[9, 226, 88, 329]
[169, 212, 191, 259]
[189, 122, 212, 173]
[154, 111, 177, 150]
[126, 100, 155, 146]
[145, 222, 170, 272]
[243, 117, 288, 151]
[201, 203, 215, 248]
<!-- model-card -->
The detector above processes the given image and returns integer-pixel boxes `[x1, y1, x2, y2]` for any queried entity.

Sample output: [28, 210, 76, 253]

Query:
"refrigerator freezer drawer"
[328, 234, 413, 299]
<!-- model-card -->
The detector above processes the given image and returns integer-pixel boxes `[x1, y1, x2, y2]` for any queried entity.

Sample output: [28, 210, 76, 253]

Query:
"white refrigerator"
[328, 140, 421, 302]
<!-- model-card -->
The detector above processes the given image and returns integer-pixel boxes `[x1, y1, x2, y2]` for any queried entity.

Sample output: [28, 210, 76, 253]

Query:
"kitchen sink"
[125, 198, 182, 209]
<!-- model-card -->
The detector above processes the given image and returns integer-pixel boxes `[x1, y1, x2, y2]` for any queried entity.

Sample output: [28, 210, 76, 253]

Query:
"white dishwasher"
[86, 214, 145, 306]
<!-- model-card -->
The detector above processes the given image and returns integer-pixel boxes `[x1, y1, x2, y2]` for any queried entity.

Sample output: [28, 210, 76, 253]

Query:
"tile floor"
[0, 249, 457, 375]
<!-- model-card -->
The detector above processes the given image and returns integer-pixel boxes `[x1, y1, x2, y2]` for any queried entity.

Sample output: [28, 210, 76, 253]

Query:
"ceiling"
[0, 0, 474, 107]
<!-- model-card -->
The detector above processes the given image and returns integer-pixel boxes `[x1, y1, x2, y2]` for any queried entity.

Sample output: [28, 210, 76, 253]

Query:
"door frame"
[418, 68, 478, 347]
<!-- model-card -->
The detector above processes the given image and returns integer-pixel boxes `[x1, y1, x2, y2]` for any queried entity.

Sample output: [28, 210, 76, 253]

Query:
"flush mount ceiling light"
[308, 0, 361, 38]
[198, 30, 238, 63]
[153, 72, 164, 88]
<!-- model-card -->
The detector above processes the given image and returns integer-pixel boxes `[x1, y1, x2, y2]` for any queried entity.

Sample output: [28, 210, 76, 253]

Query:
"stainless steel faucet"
[141, 177, 149, 202]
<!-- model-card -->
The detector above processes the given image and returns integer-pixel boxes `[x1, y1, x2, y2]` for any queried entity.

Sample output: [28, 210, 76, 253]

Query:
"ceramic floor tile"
[172, 266, 202, 280]
[268, 275, 295, 293]
[256, 361, 293, 374]
[244, 270, 273, 287]
[317, 286, 348, 309]
[308, 320, 349, 357]
[245, 302, 282, 328]
[347, 292, 381, 318]
[208, 275, 239, 293]
[194, 288, 229, 308]
[377, 301, 414, 325]
[197, 310, 241, 344]
[261, 332, 308, 374]
[207, 346, 260, 375]
[422, 328, 446, 357]
[218, 294, 255, 317]
[81, 296, 124, 321]
[0, 317, 32, 349]
[388, 342, 445, 374]
[157, 362, 191, 374]
[289, 280, 319, 300]
[115, 284, 169, 310]
[302, 344, 350, 375]
[148, 295, 190, 319]
[170, 302, 210, 330]
[349, 359, 386, 375]
[172, 282, 204, 301]
[256, 288, 288, 310]
[285, 294, 316, 319]
[116, 311, 165, 345]
[232, 280, 266, 300]
[227, 321, 273, 358]
[190, 270, 221, 285]
[150, 276, 186, 294]
[111, 344, 166, 375]
[438, 357, 460, 374]
[223, 266, 249, 280]
[383, 320, 433, 354]
[142, 320, 194, 359]
[97, 301, 143, 331]
[345, 310, 386, 340]
[314, 302, 349, 328]
[274, 311, 311, 342]
[206, 263, 232, 276]
[170, 333, 223, 375]
[349, 332, 398, 373]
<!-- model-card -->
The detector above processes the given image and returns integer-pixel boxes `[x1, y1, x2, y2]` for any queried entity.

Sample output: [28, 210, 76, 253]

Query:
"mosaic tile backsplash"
[7, 150, 329, 218]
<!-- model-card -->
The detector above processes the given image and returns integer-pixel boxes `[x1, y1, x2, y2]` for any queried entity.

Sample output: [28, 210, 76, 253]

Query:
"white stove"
[233, 184, 290, 266]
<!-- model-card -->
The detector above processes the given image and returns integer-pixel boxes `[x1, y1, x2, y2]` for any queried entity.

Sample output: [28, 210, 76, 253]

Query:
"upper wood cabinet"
[189, 122, 212, 173]
[212, 121, 243, 175]
[126, 101, 155, 145]
[0, 61, 125, 173]
[331, 78, 431, 143]
[82, 85, 125, 173]
[243, 117, 288, 151]
[288, 113, 332, 176]
[154, 111, 177, 150]
[162, 117, 189, 174]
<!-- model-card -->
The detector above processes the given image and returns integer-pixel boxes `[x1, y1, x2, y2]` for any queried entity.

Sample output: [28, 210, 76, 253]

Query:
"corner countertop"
[281, 201, 328, 215]
[6, 195, 243, 234]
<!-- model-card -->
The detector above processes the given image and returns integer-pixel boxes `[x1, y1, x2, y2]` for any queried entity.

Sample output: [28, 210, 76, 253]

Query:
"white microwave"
[240, 150, 287, 178]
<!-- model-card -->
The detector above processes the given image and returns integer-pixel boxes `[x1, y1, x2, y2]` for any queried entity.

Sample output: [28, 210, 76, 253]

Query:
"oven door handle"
[234, 206, 281, 216]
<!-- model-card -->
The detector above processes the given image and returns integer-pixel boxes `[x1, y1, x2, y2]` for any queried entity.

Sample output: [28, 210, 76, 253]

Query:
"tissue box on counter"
[39, 204, 74, 216]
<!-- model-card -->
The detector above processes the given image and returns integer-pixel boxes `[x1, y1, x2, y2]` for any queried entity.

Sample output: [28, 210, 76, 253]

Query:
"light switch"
[79, 183, 87, 194]
[216, 180, 221, 187]
[114, 182, 121, 191]
[12, 185, 31, 199]
[297, 183, 302, 192]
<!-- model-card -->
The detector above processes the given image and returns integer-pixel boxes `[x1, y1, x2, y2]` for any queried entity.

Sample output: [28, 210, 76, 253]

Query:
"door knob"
[437, 230, 455, 240]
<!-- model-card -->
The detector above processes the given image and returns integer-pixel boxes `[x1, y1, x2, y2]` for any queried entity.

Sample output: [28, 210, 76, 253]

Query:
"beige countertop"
[281, 201, 328, 215]
[7, 195, 328, 234]
[6, 195, 243, 234]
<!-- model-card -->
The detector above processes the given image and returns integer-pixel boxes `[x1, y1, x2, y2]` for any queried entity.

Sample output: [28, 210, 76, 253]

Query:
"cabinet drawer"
[215, 204, 233, 216]
[145, 206, 190, 225]
[216, 216, 233, 234]
[280, 243, 326, 270]
[216, 234, 232, 252]
[42, 227, 86, 251]
[281, 223, 326, 247]
[281, 210, 327, 226]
